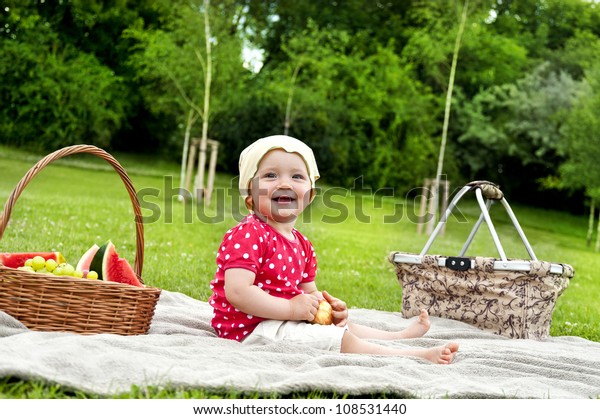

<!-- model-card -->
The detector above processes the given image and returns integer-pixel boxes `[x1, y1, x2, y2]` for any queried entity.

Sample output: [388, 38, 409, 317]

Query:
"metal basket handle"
[419, 181, 537, 262]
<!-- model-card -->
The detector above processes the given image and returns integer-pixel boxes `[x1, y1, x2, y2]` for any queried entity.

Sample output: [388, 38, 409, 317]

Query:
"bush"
[0, 16, 127, 151]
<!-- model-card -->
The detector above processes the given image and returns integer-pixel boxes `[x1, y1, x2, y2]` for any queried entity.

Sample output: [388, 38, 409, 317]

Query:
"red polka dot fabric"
[209, 214, 317, 341]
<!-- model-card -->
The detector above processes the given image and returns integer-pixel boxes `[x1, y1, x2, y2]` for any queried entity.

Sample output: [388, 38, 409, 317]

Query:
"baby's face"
[249, 149, 313, 224]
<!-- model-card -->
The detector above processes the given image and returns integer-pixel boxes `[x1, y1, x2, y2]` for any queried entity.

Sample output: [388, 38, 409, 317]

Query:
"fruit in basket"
[31, 256, 46, 271]
[64, 263, 75, 275]
[76, 244, 100, 272]
[310, 300, 334, 325]
[0, 252, 66, 269]
[1, 252, 91, 278]
[89, 240, 143, 287]
[45, 259, 58, 272]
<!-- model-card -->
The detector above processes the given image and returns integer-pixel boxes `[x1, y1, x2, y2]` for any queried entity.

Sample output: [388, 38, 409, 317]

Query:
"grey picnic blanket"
[1, 290, 599, 398]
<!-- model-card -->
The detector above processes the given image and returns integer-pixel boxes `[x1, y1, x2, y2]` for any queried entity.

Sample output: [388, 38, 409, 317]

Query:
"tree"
[558, 65, 600, 249]
[125, 0, 246, 201]
[0, 4, 127, 151]
[456, 63, 587, 187]
[246, 0, 414, 69]
[264, 20, 346, 138]
[432, 0, 469, 229]
[259, 20, 438, 190]
[195, 0, 214, 202]
[491, 0, 600, 62]
[4, 0, 600, 211]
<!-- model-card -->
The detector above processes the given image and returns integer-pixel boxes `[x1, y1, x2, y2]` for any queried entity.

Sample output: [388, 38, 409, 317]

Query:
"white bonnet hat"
[238, 135, 320, 200]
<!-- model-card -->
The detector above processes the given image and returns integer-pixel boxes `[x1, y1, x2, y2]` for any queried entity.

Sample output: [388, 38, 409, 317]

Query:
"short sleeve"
[219, 221, 265, 274]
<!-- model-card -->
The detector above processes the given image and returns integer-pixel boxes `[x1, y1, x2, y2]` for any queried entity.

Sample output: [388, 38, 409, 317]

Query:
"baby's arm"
[224, 268, 319, 321]
[298, 281, 322, 300]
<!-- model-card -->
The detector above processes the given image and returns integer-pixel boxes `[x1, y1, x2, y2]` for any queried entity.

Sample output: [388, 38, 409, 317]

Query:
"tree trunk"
[179, 109, 196, 201]
[596, 206, 600, 252]
[432, 0, 469, 225]
[587, 198, 595, 247]
[195, 0, 213, 202]
[284, 62, 302, 136]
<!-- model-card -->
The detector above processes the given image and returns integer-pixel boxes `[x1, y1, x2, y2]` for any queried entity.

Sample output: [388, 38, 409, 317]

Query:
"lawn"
[0, 144, 598, 398]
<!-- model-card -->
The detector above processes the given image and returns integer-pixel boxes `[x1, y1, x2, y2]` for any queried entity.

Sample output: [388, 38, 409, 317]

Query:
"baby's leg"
[347, 309, 431, 340]
[341, 331, 459, 364]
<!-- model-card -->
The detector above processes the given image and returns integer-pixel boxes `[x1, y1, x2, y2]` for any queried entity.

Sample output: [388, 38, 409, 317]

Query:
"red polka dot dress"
[209, 214, 318, 341]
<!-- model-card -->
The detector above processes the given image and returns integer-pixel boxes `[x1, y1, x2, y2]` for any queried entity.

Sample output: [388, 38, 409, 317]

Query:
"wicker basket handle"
[0, 145, 144, 279]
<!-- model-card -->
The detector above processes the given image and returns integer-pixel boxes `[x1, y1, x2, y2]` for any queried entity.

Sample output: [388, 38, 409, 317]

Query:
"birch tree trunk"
[195, 0, 212, 202]
[596, 206, 600, 252]
[587, 198, 595, 247]
[179, 109, 197, 201]
[284, 62, 302, 136]
[430, 0, 469, 231]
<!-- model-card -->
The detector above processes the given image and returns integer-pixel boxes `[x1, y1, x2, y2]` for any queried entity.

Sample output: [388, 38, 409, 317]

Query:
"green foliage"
[0, 8, 127, 151]
[248, 0, 413, 63]
[491, 0, 600, 61]
[257, 21, 439, 192]
[558, 65, 600, 199]
[557, 30, 600, 78]
[124, 0, 248, 156]
[2, 0, 600, 207]
[458, 21, 529, 95]
[400, 0, 460, 93]
[456, 63, 587, 181]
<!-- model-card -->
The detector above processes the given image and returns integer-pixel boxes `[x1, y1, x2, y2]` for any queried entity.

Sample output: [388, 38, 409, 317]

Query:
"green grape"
[87, 271, 99, 280]
[24, 258, 34, 267]
[17, 266, 35, 272]
[53, 267, 64, 276]
[73, 270, 84, 278]
[45, 259, 58, 272]
[31, 256, 46, 271]
[62, 264, 75, 276]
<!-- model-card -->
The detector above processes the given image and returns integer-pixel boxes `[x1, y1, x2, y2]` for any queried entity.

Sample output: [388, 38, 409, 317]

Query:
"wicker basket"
[0, 145, 161, 335]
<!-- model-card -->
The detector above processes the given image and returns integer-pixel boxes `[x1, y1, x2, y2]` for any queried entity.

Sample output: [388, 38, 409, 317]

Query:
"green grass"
[1, 144, 599, 398]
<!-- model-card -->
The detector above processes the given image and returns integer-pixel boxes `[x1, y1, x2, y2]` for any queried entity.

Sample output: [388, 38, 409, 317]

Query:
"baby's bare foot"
[422, 342, 459, 364]
[398, 309, 431, 339]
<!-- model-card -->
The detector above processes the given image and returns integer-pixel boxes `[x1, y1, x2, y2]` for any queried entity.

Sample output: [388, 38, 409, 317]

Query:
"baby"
[208, 135, 458, 364]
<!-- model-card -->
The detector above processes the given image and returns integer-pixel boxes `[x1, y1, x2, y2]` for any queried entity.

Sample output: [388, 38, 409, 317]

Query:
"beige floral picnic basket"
[389, 180, 573, 340]
[0, 145, 161, 335]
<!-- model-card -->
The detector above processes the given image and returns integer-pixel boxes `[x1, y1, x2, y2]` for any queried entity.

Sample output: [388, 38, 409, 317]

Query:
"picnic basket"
[389, 180, 573, 340]
[0, 145, 161, 335]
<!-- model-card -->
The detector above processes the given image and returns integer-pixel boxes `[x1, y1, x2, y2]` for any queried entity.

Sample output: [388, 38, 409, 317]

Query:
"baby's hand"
[322, 290, 348, 327]
[288, 293, 319, 322]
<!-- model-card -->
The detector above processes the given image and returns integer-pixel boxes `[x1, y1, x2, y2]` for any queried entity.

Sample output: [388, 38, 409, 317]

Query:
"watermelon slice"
[76, 244, 100, 272]
[0, 252, 66, 269]
[89, 241, 143, 287]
